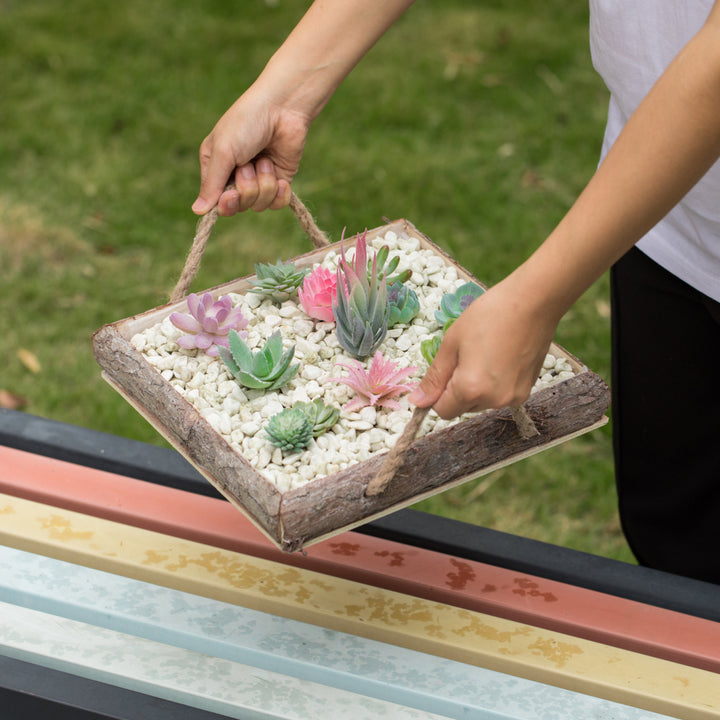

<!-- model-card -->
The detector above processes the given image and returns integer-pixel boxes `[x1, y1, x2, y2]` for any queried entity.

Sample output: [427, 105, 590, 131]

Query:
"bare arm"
[411, 1, 720, 417]
[193, 0, 415, 216]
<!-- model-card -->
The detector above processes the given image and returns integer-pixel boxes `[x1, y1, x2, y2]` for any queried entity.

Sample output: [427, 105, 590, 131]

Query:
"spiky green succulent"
[333, 232, 388, 359]
[249, 259, 310, 303]
[387, 281, 420, 328]
[434, 281, 485, 330]
[371, 243, 412, 286]
[294, 398, 339, 437]
[219, 330, 299, 391]
[420, 335, 442, 365]
[265, 408, 313, 453]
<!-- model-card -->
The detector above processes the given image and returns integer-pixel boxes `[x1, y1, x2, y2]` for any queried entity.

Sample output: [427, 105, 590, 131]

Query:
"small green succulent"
[249, 259, 310, 303]
[219, 330, 299, 391]
[265, 408, 313, 453]
[294, 398, 339, 437]
[387, 281, 420, 328]
[420, 335, 442, 365]
[371, 243, 412, 286]
[434, 281, 485, 330]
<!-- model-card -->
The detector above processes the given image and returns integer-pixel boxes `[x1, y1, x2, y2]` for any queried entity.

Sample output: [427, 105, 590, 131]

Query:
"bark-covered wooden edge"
[277, 370, 610, 551]
[92, 218, 605, 551]
[92, 324, 283, 541]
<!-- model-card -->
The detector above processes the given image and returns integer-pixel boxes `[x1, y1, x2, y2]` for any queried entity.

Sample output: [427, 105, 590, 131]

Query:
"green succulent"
[420, 335, 442, 365]
[294, 398, 339, 437]
[249, 259, 310, 303]
[371, 243, 412, 286]
[387, 281, 420, 328]
[219, 330, 299, 391]
[333, 232, 388, 359]
[434, 281, 485, 331]
[265, 408, 313, 453]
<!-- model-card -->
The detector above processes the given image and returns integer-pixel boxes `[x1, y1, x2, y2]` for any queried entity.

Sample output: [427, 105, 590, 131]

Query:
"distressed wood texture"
[92, 220, 610, 552]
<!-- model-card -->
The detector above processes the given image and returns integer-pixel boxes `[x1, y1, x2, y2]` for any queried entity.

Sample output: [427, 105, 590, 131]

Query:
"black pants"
[611, 247, 720, 585]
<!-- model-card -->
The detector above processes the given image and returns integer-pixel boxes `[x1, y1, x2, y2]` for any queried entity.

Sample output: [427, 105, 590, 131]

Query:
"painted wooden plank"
[0, 654, 232, 720]
[2, 444, 719, 674]
[0, 544, 675, 720]
[0, 493, 718, 719]
[0, 601, 449, 720]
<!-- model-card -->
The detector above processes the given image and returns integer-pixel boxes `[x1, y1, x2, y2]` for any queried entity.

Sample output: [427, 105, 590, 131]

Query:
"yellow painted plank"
[0, 493, 717, 719]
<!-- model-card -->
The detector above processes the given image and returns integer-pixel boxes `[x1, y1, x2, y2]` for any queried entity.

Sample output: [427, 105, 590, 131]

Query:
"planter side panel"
[92, 325, 282, 541]
[279, 371, 610, 549]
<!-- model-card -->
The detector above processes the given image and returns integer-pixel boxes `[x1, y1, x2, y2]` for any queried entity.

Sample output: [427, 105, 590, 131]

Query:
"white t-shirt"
[589, 0, 720, 302]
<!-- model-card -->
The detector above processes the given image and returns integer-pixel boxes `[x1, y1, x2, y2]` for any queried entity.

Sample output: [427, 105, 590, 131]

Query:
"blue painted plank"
[0, 545, 673, 720]
[0, 600, 448, 720]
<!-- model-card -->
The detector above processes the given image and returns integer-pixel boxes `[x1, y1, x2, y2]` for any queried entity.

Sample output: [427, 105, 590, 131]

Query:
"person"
[192, 1, 720, 584]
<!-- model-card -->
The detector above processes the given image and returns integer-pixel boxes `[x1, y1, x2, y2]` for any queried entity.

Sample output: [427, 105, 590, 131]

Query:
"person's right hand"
[192, 89, 311, 217]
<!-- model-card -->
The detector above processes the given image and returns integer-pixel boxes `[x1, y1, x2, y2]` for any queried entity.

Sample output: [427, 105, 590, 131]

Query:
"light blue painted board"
[0, 545, 674, 720]
[0, 600, 449, 720]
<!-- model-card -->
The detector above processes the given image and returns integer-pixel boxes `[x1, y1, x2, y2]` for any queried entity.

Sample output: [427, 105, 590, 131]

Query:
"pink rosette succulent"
[330, 351, 418, 412]
[298, 266, 338, 322]
[170, 292, 248, 357]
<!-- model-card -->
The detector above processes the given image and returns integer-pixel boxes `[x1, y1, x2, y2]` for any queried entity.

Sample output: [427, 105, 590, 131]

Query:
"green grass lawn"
[0, 0, 634, 562]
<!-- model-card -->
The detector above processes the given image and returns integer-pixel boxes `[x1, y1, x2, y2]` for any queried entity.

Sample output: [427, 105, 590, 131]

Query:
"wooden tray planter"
[93, 219, 610, 552]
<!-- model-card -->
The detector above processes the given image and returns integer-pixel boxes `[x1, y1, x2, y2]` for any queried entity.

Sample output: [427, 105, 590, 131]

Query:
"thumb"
[408, 339, 457, 408]
[192, 143, 235, 215]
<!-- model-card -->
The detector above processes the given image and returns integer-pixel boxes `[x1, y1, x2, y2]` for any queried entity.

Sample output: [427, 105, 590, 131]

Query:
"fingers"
[212, 159, 291, 217]
[408, 337, 457, 409]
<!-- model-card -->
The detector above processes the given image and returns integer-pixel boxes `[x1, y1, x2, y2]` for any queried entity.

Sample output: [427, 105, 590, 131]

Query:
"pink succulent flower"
[169, 292, 248, 357]
[330, 351, 418, 412]
[298, 266, 338, 322]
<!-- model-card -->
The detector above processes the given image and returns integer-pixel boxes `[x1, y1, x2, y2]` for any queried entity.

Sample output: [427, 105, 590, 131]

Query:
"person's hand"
[408, 275, 559, 419]
[192, 90, 311, 216]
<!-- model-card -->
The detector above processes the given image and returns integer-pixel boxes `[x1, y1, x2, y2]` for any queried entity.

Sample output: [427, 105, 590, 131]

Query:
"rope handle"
[170, 190, 329, 304]
[366, 403, 539, 497]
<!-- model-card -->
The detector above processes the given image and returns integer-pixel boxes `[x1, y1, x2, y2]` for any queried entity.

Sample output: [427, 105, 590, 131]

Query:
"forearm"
[515, 5, 720, 320]
[252, 0, 415, 119]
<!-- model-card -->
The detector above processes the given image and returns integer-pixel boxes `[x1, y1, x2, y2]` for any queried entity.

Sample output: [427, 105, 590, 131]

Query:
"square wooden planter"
[92, 219, 610, 552]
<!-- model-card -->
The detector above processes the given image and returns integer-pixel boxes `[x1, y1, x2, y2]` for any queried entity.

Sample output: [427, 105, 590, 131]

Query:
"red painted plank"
[1, 444, 719, 673]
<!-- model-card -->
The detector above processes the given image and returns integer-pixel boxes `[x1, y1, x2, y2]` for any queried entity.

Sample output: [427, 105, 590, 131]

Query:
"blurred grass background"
[0, 0, 633, 562]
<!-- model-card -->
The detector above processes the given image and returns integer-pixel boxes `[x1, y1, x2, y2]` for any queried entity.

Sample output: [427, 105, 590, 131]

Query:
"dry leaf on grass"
[16, 348, 41, 373]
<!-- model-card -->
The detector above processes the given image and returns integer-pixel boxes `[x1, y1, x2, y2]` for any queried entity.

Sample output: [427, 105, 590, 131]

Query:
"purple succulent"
[170, 292, 248, 357]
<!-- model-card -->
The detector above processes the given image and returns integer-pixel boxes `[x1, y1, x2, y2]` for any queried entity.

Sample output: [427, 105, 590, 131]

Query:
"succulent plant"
[330, 351, 418, 412]
[333, 232, 389, 359]
[219, 330, 299, 391]
[169, 292, 248, 357]
[298, 266, 338, 322]
[265, 407, 313, 453]
[371, 242, 412, 286]
[434, 281, 485, 330]
[294, 398, 339, 437]
[387, 281, 420, 328]
[420, 335, 442, 365]
[249, 259, 310, 303]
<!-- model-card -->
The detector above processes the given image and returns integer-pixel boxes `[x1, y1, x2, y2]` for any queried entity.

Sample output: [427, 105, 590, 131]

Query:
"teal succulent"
[265, 408, 313, 453]
[420, 335, 442, 365]
[333, 232, 388, 359]
[434, 281, 485, 330]
[249, 259, 310, 303]
[387, 281, 420, 328]
[219, 330, 299, 391]
[294, 398, 339, 437]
